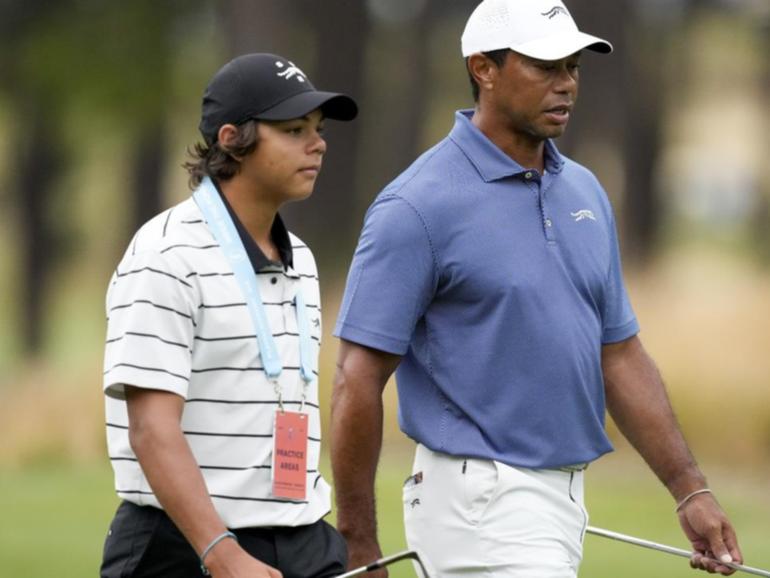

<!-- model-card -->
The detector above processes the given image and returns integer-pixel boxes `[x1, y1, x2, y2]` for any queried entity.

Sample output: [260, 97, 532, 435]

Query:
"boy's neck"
[218, 177, 280, 260]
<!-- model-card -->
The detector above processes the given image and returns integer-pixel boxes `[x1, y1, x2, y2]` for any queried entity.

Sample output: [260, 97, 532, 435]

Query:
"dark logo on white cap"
[275, 60, 306, 83]
[541, 6, 568, 19]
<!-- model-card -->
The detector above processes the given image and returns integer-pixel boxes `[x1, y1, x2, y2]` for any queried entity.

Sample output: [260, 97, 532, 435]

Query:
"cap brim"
[512, 31, 612, 61]
[255, 91, 358, 122]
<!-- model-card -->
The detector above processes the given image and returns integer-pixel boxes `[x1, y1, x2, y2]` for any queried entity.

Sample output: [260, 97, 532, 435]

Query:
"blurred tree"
[359, 0, 433, 188]
[561, 0, 671, 266]
[62, 0, 206, 232]
[219, 0, 300, 57]
[0, 0, 205, 355]
[294, 0, 369, 264]
[0, 0, 72, 354]
[619, 1, 671, 266]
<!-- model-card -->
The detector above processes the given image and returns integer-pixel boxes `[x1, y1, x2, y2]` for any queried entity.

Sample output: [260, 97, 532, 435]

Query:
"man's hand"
[678, 492, 743, 575]
[204, 538, 283, 577]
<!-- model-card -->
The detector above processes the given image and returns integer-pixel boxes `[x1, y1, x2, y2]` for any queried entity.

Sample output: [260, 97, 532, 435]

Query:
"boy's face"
[239, 108, 327, 204]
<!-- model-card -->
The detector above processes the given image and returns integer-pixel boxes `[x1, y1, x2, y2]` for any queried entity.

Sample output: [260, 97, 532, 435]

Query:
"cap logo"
[541, 6, 568, 19]
[275, 60, 306, 83]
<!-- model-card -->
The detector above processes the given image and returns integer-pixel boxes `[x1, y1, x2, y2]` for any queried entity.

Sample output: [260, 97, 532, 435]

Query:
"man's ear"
[467, 53, 498, 93]
[217, 123, 241, 159]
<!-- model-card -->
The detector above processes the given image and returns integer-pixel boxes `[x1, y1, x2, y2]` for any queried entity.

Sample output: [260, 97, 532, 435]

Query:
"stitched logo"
[541, 6, 568, 19]
[275, 60, 306, 83]
[410, 498, 421, 509]
[571, 209, 596, 222]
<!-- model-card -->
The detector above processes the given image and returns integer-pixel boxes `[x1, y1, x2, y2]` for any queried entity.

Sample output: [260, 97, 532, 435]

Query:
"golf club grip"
[587, 526, 770, 577]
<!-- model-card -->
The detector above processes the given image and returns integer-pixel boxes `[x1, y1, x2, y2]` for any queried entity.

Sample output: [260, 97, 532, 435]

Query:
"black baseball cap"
[199, 53, 358, 145]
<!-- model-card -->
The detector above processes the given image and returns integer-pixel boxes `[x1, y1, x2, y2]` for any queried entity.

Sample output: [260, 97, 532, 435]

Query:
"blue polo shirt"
[334, 110, 639, 469]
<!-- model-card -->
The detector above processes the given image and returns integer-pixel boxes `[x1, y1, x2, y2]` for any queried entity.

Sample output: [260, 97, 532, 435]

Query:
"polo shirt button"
[545, 218, 553, 227]
[525, 171, 533, 179]
[271, 277, 278, 284]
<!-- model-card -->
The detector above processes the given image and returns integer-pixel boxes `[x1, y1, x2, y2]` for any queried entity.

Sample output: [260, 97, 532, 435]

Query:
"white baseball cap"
[461, 0, 612, 60]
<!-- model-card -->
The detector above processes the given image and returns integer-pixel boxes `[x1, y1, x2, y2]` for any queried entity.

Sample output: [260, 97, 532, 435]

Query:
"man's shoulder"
[373, 136, 467, 217]
[384, 137, 459, 195]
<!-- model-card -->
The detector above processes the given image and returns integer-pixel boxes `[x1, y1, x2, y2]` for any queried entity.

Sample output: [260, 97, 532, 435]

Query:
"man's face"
[239, 108, 327, 204]
[486, 50, 581, 142]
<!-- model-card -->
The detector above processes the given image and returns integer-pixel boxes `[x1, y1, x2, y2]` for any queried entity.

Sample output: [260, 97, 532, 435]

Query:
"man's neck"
[218, 177, 279, 255]
[471, 108, 546, 174]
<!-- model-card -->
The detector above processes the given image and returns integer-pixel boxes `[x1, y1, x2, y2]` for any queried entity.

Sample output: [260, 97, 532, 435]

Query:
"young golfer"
[100, 53, 357, 578]
[330, 1, 742, 576]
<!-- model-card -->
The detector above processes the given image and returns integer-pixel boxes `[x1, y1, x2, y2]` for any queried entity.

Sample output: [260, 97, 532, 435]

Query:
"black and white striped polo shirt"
[103, 196, 328, 529]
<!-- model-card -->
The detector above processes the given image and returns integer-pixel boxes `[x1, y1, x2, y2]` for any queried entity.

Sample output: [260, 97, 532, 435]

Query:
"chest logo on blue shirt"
[571, 209, 596, 222]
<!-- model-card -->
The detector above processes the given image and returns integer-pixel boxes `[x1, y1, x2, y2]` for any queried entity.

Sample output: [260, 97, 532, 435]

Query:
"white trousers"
[402, 445, 588, 578]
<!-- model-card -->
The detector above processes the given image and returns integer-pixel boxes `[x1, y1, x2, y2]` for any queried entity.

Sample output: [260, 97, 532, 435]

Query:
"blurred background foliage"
[0, 0, 768, 576]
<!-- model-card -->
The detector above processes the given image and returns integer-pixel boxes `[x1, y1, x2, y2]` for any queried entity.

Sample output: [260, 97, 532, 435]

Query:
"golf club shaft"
[336, 549, 424, 578]
[587, 526, 770, 578]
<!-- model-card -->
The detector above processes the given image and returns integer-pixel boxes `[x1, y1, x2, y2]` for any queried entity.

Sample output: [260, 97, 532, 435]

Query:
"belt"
[556, 462, 589, 473]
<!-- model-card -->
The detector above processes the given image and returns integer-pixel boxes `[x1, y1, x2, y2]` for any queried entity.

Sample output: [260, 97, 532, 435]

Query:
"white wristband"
[675, 488, 712, 512]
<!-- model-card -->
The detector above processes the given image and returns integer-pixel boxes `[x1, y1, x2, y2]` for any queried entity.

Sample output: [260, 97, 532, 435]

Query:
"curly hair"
[183, 120, 260, 189]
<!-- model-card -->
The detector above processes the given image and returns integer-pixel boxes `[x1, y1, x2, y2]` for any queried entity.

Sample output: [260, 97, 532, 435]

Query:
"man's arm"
[330, 340, 402, 577]
[125, 386, 282, 578]
[602, 336, 742, 575]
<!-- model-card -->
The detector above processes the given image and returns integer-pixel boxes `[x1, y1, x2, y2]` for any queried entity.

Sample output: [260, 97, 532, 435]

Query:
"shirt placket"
[523, 170, 556, 243]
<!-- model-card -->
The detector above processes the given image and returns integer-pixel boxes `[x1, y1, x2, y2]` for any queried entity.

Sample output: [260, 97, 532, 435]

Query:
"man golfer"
[330, 1, 742, 576]
[100, 53, 356, 578]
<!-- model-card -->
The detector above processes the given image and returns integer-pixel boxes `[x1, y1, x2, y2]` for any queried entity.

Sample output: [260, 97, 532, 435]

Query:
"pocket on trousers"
[100, 502, 161, 578]
[402, 472, 425, 523]
[462, 458, 498, 525]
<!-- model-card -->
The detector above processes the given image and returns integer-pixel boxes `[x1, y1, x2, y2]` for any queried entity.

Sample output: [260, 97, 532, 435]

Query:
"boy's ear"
[217, 123, 242, 159]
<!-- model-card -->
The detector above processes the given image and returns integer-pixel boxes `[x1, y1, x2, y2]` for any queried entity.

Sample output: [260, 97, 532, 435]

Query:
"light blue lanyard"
[193, 177, 315, 395]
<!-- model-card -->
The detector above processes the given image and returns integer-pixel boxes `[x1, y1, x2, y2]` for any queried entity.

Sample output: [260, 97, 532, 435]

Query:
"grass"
[0, 464, 119, 577]
[0, 246, 768, 576]
[2, 452, 769, 578]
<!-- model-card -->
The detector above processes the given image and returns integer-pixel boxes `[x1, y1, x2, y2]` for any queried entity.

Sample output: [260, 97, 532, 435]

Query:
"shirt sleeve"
[103, 249, 198, 399]
[334, 194, 438, 355]
[601, 214, 640, 343]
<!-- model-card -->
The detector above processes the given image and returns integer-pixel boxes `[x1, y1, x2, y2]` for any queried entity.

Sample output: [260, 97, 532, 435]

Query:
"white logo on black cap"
[275, 61, 306, 83]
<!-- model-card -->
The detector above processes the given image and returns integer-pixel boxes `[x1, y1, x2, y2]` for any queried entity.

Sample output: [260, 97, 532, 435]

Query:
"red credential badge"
[272, 411, 308, 500]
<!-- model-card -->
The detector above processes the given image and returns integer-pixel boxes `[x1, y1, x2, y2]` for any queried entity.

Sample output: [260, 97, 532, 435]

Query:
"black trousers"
[101, 501, 348, 578]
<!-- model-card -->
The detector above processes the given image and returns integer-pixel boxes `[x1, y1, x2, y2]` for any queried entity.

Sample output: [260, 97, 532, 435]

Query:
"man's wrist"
[675, 488, 713, 512]
[664, 468, 708, 503]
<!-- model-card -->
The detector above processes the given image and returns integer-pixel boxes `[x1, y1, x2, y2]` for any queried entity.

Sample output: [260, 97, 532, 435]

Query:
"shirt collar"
[449, 109, 565, 182]
[212, 179, 294, 272]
